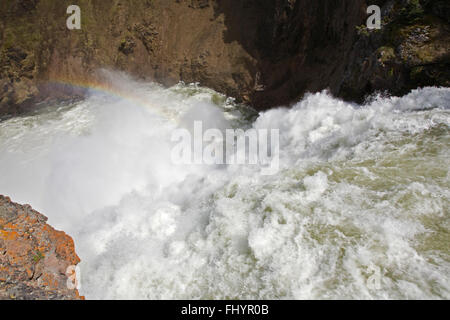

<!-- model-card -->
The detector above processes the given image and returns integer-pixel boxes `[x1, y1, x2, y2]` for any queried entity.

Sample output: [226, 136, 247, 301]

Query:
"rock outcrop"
[0, 0, 449, 117]
[0, 195, 83, 300]
[340, 0, 450, 102]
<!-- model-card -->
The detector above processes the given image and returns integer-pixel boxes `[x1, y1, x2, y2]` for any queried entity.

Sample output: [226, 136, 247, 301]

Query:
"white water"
[0, 72, 449, 299]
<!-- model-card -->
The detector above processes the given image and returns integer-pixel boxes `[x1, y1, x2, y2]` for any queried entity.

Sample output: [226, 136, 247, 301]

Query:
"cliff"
[340, 0, 450, 101]
[0, 0, 449, 117]
[0, 195, 83, 300]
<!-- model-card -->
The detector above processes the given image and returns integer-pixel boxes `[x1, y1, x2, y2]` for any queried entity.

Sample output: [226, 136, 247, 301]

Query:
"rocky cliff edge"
[0, 195, 83, 300]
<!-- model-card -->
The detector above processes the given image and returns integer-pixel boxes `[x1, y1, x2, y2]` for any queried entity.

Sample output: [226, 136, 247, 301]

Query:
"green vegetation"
[398, 0, 425, 24]
[378, 46, 396, 63]
[355, 24, 370, 37]
[33, 251, 45, 263]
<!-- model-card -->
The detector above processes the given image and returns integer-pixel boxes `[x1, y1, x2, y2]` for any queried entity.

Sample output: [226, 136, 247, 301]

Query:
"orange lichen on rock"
[0, 195, 83, 300]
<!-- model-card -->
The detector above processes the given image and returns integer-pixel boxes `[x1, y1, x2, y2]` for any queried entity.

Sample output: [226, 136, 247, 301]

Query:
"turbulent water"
[0, 72, 449, 299]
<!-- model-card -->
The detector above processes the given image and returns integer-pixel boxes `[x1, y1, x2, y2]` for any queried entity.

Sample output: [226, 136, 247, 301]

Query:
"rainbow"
[46, 76, 173, 120]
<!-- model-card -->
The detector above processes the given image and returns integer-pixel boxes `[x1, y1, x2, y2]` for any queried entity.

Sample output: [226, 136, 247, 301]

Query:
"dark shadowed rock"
[0, 0, 448, 116]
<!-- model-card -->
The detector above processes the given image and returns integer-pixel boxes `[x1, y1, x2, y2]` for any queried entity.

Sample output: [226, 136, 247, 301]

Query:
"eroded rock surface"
[0, 195, 83, 300]
[0, 0, 448, 116]
[340, 0, 450, 101]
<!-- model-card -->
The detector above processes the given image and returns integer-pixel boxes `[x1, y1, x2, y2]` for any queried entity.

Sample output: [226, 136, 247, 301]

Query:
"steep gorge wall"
[0, 0, 449, 117]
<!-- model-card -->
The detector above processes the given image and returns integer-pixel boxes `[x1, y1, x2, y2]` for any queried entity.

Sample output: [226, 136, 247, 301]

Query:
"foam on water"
[0, 73, 448, 299]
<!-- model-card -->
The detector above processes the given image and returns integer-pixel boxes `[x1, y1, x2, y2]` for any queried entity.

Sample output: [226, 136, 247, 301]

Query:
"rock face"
[0, 195, 83, 300]
[0, 0, 449, 117]
[340, 0, 450, 101]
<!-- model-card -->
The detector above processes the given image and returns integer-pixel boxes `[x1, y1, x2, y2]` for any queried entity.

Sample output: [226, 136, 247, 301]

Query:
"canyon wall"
[0, 0, 449, 117]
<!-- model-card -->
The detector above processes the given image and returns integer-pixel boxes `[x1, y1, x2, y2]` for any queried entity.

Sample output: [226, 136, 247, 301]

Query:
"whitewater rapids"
[0, 73, 449, 299]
